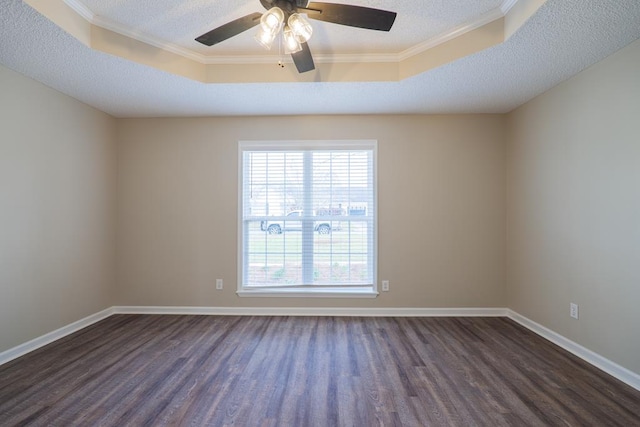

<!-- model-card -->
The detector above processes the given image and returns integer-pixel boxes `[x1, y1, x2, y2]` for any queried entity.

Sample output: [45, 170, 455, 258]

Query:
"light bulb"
[288, 13, 313, 43]
[254, 26, 277, 50]
[283, 26, 302, 54]
[260, 7, 284, 32]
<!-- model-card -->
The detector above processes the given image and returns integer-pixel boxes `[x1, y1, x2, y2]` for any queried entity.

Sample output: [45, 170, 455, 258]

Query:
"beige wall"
[0, 65, 117, 353]
[506, 39, 640, 373]
[116, 115, 506, 308]
[1, 37, 638, 380]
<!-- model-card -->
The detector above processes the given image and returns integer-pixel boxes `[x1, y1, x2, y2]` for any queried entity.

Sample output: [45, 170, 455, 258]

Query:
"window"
[238, 140, 377, 297]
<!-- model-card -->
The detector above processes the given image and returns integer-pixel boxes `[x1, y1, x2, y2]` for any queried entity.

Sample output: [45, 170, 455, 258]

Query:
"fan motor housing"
[260, 0, 304, 15]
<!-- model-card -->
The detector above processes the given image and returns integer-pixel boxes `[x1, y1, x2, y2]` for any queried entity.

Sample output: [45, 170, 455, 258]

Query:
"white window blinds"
[239, 141, 377, 291]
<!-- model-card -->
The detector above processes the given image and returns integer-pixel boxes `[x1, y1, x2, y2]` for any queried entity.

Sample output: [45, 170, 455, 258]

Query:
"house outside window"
[238, 140, 377, 297]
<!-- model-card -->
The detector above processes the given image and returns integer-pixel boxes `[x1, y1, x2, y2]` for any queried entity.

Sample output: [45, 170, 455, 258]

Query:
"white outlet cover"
[570, 303, 579, 319]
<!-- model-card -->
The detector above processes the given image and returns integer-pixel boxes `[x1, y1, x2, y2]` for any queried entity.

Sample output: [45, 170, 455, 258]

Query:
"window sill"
[237, 287, 379, 298]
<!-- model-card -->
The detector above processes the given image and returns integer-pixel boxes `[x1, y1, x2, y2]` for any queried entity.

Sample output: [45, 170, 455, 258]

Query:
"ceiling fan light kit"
[254, 7, 311, 52]
[196, 0, 397, 73]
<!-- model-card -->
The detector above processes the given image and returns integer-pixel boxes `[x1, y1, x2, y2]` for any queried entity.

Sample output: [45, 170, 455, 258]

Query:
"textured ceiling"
[1, 0, 639, 117]
[76, 0, 503, 54]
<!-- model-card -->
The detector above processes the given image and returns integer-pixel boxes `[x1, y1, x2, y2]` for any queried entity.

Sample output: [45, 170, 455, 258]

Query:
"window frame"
[237, 140, 378, 298]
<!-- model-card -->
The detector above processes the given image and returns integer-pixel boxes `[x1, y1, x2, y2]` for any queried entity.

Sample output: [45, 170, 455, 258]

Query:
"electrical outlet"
[570, 303, 579, 319]
[381, 280, 389, 292]
[216, 279, 223, 290]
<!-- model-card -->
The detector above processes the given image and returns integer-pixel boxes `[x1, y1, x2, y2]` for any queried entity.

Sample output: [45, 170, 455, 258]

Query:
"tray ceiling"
[73, 0, 504, 55]
[1, 0, 639, 117]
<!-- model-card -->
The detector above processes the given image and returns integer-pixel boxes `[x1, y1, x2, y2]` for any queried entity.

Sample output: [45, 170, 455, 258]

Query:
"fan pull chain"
[277, 29, 285, 68]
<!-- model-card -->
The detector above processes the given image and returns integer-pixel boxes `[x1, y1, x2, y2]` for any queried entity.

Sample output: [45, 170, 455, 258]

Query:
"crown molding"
[398, 7, 504, 61]
[62, 0, 521, 66]
[91, 15, 210, 64]
[501, 0, 520, 14]
[63, 0, 94, 21]
[201, 52, 399, 65]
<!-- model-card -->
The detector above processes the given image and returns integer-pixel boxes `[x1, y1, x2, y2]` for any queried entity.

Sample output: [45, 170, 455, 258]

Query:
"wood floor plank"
[0, 315, 639, 426]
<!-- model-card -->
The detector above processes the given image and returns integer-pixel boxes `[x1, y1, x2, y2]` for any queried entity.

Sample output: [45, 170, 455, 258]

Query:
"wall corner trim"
[507, 310, 640, 391]
[0, 307, 115, 366]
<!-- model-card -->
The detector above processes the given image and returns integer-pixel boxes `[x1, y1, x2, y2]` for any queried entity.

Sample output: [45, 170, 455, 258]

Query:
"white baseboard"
[0, 307, 115, 366]
[507, 310, 640, 391]
[112, 306, 508, 317]
[2, 305, 637, 392]
[0, 306, 505, 367]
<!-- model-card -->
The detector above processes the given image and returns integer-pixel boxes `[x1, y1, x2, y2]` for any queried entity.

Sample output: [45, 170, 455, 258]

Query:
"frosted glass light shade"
[288, 13, 313, 42]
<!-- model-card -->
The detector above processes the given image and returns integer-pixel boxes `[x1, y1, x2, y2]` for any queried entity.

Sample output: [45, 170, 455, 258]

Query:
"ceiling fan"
[195, 0, 397, 73]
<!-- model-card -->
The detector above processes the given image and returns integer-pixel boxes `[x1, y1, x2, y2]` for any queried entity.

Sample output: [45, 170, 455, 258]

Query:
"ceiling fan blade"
[292, 42, 315, 73]
[195, 13, 262, 46]
[304, 2, 396, 31]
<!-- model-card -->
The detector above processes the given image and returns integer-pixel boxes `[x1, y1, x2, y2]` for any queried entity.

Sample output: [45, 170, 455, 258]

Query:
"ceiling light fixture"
[254, 7, 312, 52]
[196, 1, 397, 74]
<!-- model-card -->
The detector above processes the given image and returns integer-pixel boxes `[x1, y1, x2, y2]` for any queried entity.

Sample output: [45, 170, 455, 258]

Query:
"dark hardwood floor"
[0, 315, 638, 426]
